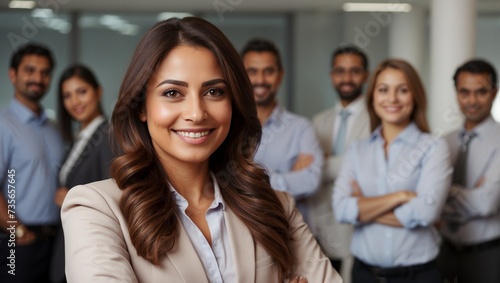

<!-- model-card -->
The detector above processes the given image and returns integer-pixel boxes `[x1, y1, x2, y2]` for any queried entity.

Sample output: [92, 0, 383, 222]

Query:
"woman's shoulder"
[273, 191, 295, 215]
[64, 179, 122, 212]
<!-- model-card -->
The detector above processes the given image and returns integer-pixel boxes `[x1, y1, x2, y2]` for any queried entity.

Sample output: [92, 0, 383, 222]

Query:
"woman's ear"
[139, 107, 147, 122]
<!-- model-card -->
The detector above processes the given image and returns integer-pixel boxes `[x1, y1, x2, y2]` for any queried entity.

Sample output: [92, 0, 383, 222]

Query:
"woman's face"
[141, 45, 232, 169]
[62, 76, 102, 129]
[373, 68, 414, 129]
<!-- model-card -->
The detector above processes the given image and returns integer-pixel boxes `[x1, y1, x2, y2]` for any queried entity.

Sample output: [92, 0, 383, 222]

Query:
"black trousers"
[438, 239, 500, 283]
[352, 258, 442, 283]
[0, 229, 55, 283]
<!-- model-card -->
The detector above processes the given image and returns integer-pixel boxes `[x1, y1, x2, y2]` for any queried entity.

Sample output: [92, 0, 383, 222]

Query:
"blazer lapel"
[225, 207, 255, 282]
[163, 218, 209, 283]
[318, 109, 336, 155]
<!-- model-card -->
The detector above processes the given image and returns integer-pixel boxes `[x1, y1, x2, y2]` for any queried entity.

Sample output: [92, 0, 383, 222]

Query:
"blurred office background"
[0, 0, 499, 134]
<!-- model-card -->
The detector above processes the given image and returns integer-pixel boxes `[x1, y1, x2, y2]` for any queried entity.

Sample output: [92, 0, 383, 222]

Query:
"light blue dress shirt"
[0, 98, 64, 225]
[441, 116, 500, 245]
[254, 106, 323, 198]
[171, 173, 235, 283]
[333, 123, 452, 267]
[254, 106, 323, 224]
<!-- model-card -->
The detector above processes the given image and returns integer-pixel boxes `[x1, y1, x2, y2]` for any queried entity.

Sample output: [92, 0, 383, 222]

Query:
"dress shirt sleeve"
[394, 138, 452, 228]
[0, 124, 8, 189]
[446, 148, 500, 220]
[61, 185, 139, 283]
[332, 143, 360, 225]
[276, 192, 342, 283]
[269, 122, 324, 198]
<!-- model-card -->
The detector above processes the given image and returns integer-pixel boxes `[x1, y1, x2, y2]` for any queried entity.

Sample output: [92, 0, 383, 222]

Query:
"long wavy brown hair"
[110, 17, 293, 280]
[366, 59, 430, 133]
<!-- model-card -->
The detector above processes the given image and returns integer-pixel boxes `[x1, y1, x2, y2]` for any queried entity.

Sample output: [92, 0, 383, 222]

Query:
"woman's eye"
[77, 89, 87, 95]
[206, 88, 225, 97]
[162, 90, 180, 98]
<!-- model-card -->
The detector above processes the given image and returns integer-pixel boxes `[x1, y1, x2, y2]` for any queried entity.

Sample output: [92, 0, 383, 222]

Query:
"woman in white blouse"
[333, 59, 452, 283]
[51, 64, 115, 283]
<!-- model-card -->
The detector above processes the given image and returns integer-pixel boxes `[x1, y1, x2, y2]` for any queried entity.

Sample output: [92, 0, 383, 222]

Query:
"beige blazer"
[61, 179, 342, 283]
[308, 105, 370, 259]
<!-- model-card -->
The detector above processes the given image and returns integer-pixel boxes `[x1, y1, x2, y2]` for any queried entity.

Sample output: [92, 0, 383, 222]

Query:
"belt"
[355, 258, 437, 278]
[443, 237, 500, 253]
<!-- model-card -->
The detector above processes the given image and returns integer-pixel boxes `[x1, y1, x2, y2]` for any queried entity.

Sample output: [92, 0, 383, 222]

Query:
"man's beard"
[253, 84, 276, 106]
[335, 83, 363, 102]
[21, 82, 47, 102]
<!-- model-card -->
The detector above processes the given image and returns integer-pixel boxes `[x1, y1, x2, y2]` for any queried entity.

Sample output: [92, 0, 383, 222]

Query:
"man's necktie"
[448, 131, 476, 232]
[333, 109, 351, 155]
[452, 131, 476, 186]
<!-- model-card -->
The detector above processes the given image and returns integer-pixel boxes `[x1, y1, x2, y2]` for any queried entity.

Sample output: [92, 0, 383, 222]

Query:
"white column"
[388, 5, 426, 74]
[429, 0, 476, 135]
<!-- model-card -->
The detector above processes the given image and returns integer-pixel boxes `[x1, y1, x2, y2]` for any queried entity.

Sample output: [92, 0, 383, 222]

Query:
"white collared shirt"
[59, 115, 105, 186]
[171, 173, 235, 283]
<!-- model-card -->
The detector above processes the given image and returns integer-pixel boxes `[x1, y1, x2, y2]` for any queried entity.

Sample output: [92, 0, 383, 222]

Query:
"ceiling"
[1, 0, 499, 13]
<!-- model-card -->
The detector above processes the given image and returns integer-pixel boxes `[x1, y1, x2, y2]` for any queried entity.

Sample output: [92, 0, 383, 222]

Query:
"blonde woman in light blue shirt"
[333, 59, 452, 283]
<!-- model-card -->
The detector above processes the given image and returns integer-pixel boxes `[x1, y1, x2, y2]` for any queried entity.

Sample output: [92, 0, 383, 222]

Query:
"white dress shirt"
[171, 173, 235, 283]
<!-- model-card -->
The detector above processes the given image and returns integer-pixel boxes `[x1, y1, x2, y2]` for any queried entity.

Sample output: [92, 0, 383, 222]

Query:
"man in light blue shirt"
[241, 39, 323, 225]
[438, 59, 500, 283]
[0, 43, 64, 283]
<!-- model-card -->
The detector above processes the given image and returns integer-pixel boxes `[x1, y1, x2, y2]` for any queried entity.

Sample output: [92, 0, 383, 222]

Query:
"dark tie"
[452, 131, 476, 187]
[333, 109, 351, 155]
[448, 131, 476, 232]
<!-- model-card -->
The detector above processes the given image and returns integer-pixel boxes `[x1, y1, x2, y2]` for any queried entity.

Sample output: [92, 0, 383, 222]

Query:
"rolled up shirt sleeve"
[394, 138, 452, 228]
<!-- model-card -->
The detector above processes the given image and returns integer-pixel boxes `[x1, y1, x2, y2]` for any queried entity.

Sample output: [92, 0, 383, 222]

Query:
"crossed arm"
[351, 181, 416, 227]
[334, 139, 451, 229]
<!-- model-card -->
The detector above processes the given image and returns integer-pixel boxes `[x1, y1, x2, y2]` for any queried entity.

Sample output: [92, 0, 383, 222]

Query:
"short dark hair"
[240, 38, 283, 71]
[453, 59, 498, 90]
[331, 45, 368, 71]
[10, 43, 55, 72]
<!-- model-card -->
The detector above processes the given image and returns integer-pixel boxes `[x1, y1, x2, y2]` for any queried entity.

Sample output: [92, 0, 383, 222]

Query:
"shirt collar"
[335, 95, 366, 116]
[263, 104, 284, 127]
[370, 122, 420, 146]
[170, 172, 225, 211]
[459, 115, 496, 141]
[78, 115, 105, 140]
[9, 97, 47, 125]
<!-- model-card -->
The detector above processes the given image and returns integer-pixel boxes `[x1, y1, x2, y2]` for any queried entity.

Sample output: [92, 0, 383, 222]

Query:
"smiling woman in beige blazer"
[61, 17, 342, 283]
